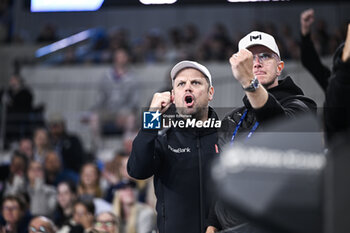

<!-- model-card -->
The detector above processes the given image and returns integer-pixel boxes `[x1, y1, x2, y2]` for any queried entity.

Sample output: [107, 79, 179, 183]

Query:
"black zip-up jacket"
[218, 76, 317, 148]
[127, 106, 219, 233]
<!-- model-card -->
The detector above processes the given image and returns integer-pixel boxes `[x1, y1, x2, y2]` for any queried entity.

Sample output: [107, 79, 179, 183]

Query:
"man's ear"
[171, 89, 174, 103]
[208, 86, 214, 101]
[277, 61, 284, 76]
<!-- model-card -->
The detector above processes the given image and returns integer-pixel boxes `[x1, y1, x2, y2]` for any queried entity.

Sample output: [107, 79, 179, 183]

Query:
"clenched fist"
[229, 49, 255, 88]
[301, 8, 314, 36]
[149, 91, 173, 113]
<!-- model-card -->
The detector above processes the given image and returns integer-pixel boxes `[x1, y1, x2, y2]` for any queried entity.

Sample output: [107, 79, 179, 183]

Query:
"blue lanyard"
[230, 109, 259, 145]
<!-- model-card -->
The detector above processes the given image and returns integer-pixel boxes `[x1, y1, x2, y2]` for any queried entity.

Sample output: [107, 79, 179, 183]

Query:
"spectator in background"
[0, 194, 31, 233]
[28, 216, 57, 233]
[18, 138, 34, 161]
[103, 151, 130, 203]
[48, 113, 86, 173]
[77, 163, 103, 198]
[32, 127, 52, 163]
[44, 150, 79, 187]
[58, 197, 95, 233]
[54, 181, 78, 229]
[93, 211, 119, 233]
[112, 180, 156, 233]
[280, 23, 300, 59]
[207, 23, 231, 61]
[2, 74, 34, 147]
[78, 162, 113, 215]
[1, 151, 28, 198]
[300, 8, 331, 92]
[183, 23, 199, 47]
[36, 24, 58, 44]
[26, 161, 56, 218]
[85, 48, 140, 149]
[108, 28, 131, 58]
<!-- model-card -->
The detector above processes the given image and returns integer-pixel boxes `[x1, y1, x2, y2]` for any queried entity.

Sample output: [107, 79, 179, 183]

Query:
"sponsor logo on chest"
[168, 144, 191, 153]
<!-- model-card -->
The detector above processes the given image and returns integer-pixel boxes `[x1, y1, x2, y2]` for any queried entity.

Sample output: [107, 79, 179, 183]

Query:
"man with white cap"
[217, 31, 317, 148]
[128, 61, 219, 233]
[206, 32, 317, 232]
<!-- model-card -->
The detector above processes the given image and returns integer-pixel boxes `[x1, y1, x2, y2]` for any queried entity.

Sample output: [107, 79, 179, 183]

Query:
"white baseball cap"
[238, 31, 280, 58]
[170, 60, 212, 86]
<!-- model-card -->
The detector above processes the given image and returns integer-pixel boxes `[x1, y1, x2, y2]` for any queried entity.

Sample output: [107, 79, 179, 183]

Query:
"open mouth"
[184, 95, 194, 107]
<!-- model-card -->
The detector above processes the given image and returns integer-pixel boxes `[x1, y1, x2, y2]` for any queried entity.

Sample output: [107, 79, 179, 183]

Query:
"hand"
[342, 23, 350, 62]
[229, 49, 255, 88]
[102, 170, 119, 185]
[149, 91, 173, 113]
[300, 8, 314, 36]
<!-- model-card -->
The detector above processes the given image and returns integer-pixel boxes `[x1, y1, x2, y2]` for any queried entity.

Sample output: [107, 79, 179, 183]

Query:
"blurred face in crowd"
[10, 156, 26, 176]
[94, 212, 118, 233]
[172, 68, 214, 120]
[27, 161, 44, 185]
[113, 49, 129, 67]
[9, 75, 21, 91]
[81, 164, 99, 187]
[73, 203, 94, 228]
[2, 200, 23, 225]
[44, 151, 61, 174]
[57, 183, 75, 209]
[48, 122, 64, 138]
[34, 128, 49, 148]
[29, 216, 55, 233]
[19, 139, 33, 159]
[118, 186, 135, 206]
[248, 45, 284, 89]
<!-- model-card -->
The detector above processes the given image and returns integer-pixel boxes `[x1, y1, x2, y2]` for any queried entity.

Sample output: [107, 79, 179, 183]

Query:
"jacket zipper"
[197, 136, 204, 233]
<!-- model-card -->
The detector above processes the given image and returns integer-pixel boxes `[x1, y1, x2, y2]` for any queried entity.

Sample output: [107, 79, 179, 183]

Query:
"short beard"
[262, 78, 278, 90]
[177, 107, 208, 121]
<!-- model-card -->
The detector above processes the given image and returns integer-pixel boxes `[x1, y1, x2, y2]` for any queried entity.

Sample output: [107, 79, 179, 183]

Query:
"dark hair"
[11, 150, 29, 173]
[74, 195, 95, 215]
[58, 180, 77, 194]
[1, 194, 27, 212]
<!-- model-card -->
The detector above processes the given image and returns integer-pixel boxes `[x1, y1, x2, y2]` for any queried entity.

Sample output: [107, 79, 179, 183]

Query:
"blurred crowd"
[30, 20, 348, 65]
[0, 113, 157, 233]
[0, 0, 348, 65]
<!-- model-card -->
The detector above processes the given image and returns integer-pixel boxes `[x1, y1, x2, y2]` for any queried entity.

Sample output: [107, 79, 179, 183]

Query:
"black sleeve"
[127, 129, 161, 180]
[206, 201, 222, 230]
[300, 33, 331, 92]
[253, 93, 315, 123]
[324, 43, 350, 143]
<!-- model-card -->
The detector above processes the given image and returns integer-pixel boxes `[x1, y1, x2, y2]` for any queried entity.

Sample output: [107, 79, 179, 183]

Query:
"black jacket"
[52, 133, 86, 173]
[324, 42, 350, 144]
[219, 76, 317, 148]
[127, 106, 219, 233]
[300, 33, 331, 92]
